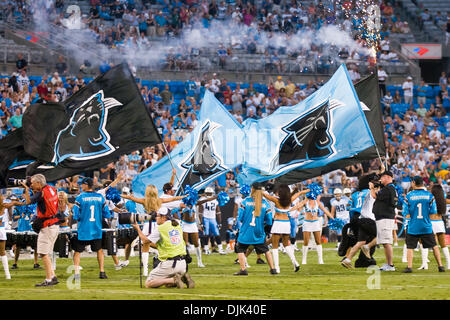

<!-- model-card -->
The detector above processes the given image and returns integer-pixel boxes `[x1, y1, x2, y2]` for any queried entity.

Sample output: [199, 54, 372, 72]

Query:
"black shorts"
[357, 218, 377, 243]
[72, 237, 103, 253]
[406, 233, 437, 249]
[235, 242, 269, 254]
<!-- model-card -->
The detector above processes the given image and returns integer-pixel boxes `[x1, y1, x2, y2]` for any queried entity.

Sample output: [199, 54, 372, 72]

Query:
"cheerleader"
[429, 183, 450, 269]
[263, 184, 309, 273]
[180, 205, 205, 268]
[0, 194, 27, 279]
[121, 185, 186, 276]
[294, 193, 334, 265]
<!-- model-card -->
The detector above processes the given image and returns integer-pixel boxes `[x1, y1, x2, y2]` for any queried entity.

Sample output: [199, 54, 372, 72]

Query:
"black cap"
[381, 171, 393, 177]
[413, 176, 424, 186]
[81, 177, 94, 187]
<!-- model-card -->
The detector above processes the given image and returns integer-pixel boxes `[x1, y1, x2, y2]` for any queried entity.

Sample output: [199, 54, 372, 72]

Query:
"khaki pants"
[148, 259, 186, 281]
[37, 225, 59, 255]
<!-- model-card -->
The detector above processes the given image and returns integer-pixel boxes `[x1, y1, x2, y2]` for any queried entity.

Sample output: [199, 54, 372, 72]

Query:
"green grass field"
[0, 241, 448, 300]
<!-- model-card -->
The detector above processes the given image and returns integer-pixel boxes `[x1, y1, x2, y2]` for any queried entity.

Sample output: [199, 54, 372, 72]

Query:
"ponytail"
[251, 189, 262, 217]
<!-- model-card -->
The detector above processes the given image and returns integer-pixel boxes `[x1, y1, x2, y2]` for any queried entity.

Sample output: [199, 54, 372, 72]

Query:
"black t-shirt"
[55, 62, 67, 75]
[16, 59, 27, 70]
[372, 183, 397, 220]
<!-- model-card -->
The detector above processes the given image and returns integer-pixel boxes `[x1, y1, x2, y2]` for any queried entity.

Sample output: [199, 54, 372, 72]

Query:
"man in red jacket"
[23, 174, 60, 287]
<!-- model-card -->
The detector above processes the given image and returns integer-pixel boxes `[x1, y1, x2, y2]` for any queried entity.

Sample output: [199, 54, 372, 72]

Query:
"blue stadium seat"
[425, 87, 434, 98]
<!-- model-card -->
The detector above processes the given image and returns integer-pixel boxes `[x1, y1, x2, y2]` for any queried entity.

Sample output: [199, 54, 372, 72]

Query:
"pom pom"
[217, 191, 230, 206]
[394, 184, 405, 206]
[240, 184, 251, 197]
[328, 217, 347, 231]
[106, 187, 122, 204]
[182, 185, 199, 206]
[306, 183, 323, 200]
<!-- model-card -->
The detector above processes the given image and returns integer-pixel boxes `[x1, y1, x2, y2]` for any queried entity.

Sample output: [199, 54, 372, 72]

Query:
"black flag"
[276, 74, 385, 184]
[21, 63, 162, 181]
[0, 129, 28, 188]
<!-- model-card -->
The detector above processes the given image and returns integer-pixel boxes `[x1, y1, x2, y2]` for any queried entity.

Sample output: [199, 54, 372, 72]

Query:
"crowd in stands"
[1, 49, 449, 196]
[0, 0, 418, 74]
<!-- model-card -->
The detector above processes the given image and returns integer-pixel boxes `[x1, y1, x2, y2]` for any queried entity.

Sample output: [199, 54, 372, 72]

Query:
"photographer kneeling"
[133, 207, 194, 289]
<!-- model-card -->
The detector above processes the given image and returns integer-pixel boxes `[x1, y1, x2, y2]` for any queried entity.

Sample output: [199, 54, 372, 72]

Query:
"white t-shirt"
[360, 192, 375, 221]
[160, 193, 182, 211]
[402, 81, 414, 97]
[330, 197, 350, 220]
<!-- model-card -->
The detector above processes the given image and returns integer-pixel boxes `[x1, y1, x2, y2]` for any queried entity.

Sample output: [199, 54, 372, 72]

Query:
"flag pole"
[160, 142, 185, 194]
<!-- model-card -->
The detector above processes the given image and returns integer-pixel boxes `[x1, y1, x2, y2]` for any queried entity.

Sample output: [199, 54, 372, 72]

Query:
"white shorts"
[270, 220, 291, 234]
[376, 219, 395, 244]
[37, 225, 59, 255]
[148, 259, 187, 282]
[181, 221, 198, 233]
[302, 219, 322, 233]
[432, 219, 446, 234]
[0, 228, 6, 241]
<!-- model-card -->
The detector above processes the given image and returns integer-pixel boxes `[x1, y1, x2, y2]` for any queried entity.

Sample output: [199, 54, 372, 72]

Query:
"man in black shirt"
[16, 53, 27, 72]
[371, 170, 397, 271]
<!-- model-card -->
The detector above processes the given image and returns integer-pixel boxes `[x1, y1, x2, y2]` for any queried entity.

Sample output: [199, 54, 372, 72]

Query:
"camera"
[118, 211, 155, 225]
[369, 174, 383, 189]
[8, 177, 31, 187]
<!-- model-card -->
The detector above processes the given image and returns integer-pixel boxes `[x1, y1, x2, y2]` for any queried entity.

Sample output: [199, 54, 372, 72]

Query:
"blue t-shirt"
[237, 197, 272, 244]
[73, 192, 111, 240]
[349, 189, 370, 213]
[404, 189, 437, 235]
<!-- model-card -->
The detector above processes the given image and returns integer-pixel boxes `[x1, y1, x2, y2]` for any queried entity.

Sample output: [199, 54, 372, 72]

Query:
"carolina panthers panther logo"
[270, 99, 339, 172]
[176, 121, 227, 195]
[52, 90, 122, 164]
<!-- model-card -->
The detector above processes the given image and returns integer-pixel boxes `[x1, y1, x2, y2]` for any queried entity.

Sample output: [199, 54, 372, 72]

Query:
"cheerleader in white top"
[294, 192, 334, 265]
[263, 184, 309, 273]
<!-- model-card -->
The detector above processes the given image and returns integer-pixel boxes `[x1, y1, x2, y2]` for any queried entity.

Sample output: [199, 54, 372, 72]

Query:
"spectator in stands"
[274, 76, 285, 91]
[377, 65, 388, 97]
[160, 84, 174, 112]
[16, 69, 30, 92]
[416, 103, 427, 118]
[417, 80, 428, 105]
[16, 53, 27, 72]
[402, 76, 414, 105]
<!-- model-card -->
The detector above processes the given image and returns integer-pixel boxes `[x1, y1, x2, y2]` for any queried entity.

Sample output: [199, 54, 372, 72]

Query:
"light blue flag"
[237, 64, 376, 185]
[132, 91, 244, 198]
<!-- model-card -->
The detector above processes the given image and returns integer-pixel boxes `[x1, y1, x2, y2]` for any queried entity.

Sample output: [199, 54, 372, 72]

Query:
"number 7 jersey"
[403, 189, 437, 235]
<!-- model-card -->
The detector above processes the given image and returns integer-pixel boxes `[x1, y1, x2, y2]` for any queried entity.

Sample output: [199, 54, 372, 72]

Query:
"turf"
[0, 241, 448, 300]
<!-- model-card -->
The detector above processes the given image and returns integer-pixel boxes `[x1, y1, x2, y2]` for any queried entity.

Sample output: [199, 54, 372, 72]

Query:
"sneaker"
[115, 264, 122, 271]
[380, 264, 396, 271]
[402, 258, 408, 263]
[438, 266, 445, 272]
[233, 269, 248, 276]
[361, 245, 371, 259]
[197, 262, 205, 268]
[256, 258, 266, 264]
[119, 260, 129, 267]
[234, 258, 239, 264]
[245, 262, 251, 268]
[33, 264, 41, 269]
[99, 272, 108, 279]
[35, 279, 54, 287]
[402, 267, 412, 273]
[294, 264, 300, 272]
[270, 268, 278, 275]
[417, 264, 428, 270]
[341, 259, 353, 269]
[5, 274, 11, 280]
[11, 264, 18, 270]
[181, 272, 195, 288]
[275, 267, 280, 274]
[51, 276, 59, 285]
[173, 273, 185, 288]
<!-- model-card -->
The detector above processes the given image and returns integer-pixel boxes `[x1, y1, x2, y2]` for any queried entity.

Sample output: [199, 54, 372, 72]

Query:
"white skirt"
[270, 220, 291, 234]
[0, 228, 6, 241]
[302, 219, 322, 232]
[432, 219, 446, 234]
[182, 221, 199, 233]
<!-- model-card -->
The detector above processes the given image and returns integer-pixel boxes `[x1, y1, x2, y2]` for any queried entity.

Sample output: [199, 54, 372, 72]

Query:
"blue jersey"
[73, 192, 111, 241]
[237, 197, 272, 245]
[349, 189, 370, 214]
[404, 189, 437, 235]
[17, 205, 36, 232]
